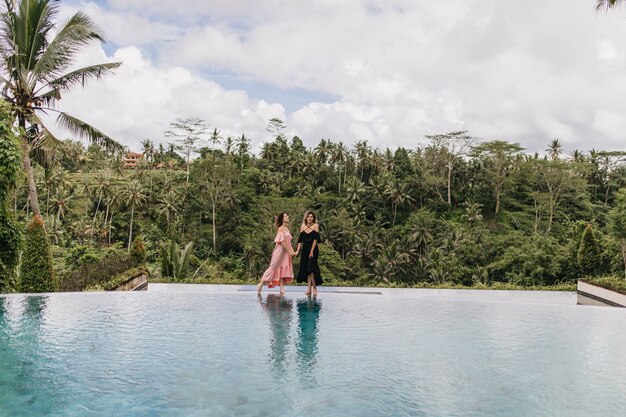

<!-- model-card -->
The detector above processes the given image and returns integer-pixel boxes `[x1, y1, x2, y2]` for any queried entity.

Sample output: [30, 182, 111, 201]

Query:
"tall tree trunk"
[108, 211, 114, 245]
[621, 239, 626, 281]
[495, 189, 501, 218]
[128, 205, 135, 251]
[91, 191, 103, 242]
[393, 203, 397, 227]
[104, 204, 110, 244]
[447, 164, 452, 207]
[338, 162, 342, 193]
[212, 202, 217, 252]
[21, 141, 41, 217]
[53, 210, 59, 244]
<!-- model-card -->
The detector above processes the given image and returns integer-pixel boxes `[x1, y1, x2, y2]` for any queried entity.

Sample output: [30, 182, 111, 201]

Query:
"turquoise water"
[1, 288, 625, 417]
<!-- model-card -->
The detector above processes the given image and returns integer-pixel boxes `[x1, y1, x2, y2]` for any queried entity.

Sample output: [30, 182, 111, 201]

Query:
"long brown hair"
[302, 210, 317, 225]
[275, 212, 288, 228]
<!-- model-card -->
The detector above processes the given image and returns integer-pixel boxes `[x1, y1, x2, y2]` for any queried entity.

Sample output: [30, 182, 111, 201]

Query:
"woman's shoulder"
[299, 224, 306, 232]
[278, 226, 290, 233]
[313, 223, 320, 232]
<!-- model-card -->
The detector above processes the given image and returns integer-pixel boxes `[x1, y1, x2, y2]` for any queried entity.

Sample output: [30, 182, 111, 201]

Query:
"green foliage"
[577, 224, 603, 277]
[608, 188, 626, 279]
[85, 266, 148, 291]
[0, 101, 20, 202]
[608, 189, 626, 240]
[0, 103, 22, 292]
[585, 276, 626, 295]
[316, 243, 350, 283]
[0, 209, 22, 292]
[59, 252, 136, 291]
[486, 234, 567, 285]
[20, 216, 58, 293]
[130, 236, 147, 264]
[65, 243, 125, 270]
[11, 122, 626, 289]
[160, 240, 194, 279]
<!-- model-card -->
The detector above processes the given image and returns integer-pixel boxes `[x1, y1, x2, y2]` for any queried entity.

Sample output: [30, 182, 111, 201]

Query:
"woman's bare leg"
[256, 278, 264, 293]
[309, 273, 317, 295]
[279, 278, 285, 295]
[305, 276, 312, 295]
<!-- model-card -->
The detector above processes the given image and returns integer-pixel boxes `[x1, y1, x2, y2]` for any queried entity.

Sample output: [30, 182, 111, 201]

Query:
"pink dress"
[261, 230, 294, 288]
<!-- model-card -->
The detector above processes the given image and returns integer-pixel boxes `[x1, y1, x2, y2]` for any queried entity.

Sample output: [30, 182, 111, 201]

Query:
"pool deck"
[147, 283, 578, 306]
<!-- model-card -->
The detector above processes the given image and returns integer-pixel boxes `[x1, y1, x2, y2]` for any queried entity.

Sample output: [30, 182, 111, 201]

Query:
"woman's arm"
[282, 240, 296, 256]
[295, 242, 302, 256]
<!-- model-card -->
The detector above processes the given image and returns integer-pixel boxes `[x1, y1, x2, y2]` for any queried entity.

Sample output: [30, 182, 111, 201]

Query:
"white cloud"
[55, 0, 626, 154]
[47, 45, 286, 151]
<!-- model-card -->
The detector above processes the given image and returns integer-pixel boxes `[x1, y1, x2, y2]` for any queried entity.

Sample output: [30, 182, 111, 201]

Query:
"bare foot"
[312, 288, 318, 296]
[305, 290, 311, 295]
[279, 290, 285, 296]
[257, 283, 263, 293]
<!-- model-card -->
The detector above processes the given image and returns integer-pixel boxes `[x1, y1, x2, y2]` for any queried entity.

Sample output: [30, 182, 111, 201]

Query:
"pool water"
[1, 286, 625, 417]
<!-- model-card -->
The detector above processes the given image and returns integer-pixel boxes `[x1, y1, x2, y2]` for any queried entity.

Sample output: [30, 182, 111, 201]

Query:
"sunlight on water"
[1, 289, 625, 417]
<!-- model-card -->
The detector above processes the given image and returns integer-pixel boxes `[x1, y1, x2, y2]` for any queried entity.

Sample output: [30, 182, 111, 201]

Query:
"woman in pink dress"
[257, 212, 296, 295]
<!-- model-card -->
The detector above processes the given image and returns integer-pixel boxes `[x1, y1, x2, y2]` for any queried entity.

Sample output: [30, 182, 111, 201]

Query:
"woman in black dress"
[295, 211, 323, 295]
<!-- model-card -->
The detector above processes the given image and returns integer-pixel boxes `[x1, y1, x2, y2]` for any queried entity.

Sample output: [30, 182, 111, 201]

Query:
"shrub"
[317, 243, 351, 283]
[130, 236, 147, 264]
[577, 224, 603, 277]
[160, 240, 194, 279]
[59, 253, 136, 292]
[20, 215, 58, 293]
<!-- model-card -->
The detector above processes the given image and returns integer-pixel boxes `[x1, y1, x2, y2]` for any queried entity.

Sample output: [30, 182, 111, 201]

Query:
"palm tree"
[123, 180, 146, 250]
[104, 185, 121, 245]
[354, 140, 370, 181]
[142, 139, 155, 163]
[90, 174, 109, 241]
[333, 141, 349, 193]
[345, 176, 365, 204]
[546, 139, 562, 161]
[384, 180, 414, 226]
[0, 0, 122, 217]
[314, 139, 331, 164]
[235, 133, 250, 170]
[156, 190, 179, 233]
[50, 188, 72, 244]
[224, 136, 234, 156]
[382, 148, 395, 175]
[208, 128, 222, 157]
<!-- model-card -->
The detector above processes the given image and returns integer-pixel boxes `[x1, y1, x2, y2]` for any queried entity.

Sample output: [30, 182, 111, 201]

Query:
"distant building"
[123, 152, 144, 168]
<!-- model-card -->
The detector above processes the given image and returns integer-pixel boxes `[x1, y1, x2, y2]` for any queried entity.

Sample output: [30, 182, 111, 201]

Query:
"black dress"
[296, 229, 323, 285]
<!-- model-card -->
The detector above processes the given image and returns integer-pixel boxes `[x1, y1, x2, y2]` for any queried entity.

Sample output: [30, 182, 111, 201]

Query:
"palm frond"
[597, 0, 623, 11]
[32, 10, 108, 80]
[56, 111, 123, 152]
[45, 62, 121, 92]
[25, 120, 61, 170]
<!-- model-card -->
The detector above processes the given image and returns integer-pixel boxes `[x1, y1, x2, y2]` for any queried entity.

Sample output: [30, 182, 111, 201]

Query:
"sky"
[48, 0, 626, 155]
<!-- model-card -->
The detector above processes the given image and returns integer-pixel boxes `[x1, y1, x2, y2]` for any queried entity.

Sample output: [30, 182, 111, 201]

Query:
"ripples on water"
[1, 290, 625, 417]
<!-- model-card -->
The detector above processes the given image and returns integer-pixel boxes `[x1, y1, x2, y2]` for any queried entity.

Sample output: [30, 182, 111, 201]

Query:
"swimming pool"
[1, 285, 625, 417]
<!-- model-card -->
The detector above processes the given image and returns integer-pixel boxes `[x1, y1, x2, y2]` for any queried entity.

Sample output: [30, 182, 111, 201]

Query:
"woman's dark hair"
[275, 212, 288, 227]
[302, 211, 317, 225]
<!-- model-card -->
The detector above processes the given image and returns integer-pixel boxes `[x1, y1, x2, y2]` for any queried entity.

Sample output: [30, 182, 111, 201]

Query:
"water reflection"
[297, 296, 321, 383]
[23, 296, 48, 317]
[258, 294, 293, 375]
